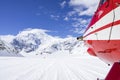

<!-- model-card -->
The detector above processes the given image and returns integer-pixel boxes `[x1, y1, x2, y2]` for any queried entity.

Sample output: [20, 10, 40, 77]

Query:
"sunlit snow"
[0, 29, 111, 80]
[0, 54, 111, 80]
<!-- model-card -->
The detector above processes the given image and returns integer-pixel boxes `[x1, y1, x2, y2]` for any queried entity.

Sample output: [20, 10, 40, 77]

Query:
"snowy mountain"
[0, 39, 22, 57]
[36, 37, 87, 55]
[0, 28, 87, 56]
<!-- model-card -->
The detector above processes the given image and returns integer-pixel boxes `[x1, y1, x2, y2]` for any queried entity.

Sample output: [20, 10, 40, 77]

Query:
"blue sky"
[0, 0, 99, 37]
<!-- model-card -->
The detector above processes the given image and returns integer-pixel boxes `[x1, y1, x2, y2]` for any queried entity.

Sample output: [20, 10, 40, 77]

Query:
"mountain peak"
[0, 28, 86, 57]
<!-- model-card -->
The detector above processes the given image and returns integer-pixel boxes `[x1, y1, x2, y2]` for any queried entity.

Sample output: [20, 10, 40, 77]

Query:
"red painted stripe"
[85, 0, 120, 33]
[84, 20, 120, 38]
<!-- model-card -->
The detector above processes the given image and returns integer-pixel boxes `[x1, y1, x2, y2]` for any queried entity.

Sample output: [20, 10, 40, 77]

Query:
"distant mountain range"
[0, 28, 87, 57]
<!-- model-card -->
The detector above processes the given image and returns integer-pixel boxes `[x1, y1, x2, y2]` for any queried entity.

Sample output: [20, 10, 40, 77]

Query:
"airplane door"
[94, 0, 114, 40]
[109, 0, 120, 40]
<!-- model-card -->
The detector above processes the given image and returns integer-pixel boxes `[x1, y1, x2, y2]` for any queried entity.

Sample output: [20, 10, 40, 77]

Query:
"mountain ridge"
[0, 28, 87, 57]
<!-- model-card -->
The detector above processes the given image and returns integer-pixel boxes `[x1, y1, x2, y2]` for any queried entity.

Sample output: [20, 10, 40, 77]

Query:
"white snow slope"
[0, 39, 22, 57]
[0, 29, 111, 80]
[0, 54, 111, 80]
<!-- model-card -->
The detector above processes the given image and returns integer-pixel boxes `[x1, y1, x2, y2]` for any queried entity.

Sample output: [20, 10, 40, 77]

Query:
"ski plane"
[77, 0, 120, 79]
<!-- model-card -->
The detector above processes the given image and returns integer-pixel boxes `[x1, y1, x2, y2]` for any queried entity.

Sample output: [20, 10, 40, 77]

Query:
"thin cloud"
[69, 0, 99, 16]
[69, 0, 99, 7]
[63, 0, 99, 35]
[50, 15, 60, 20]
[60, 1, 67, 8]
[71, 18, 91, 34]
[64, 17, 69, 21]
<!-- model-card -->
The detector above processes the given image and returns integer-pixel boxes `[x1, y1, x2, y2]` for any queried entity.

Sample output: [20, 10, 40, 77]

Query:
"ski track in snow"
[0, 55, 111, 80]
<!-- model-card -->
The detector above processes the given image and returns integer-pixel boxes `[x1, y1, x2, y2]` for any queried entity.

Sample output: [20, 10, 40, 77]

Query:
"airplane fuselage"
[83, 0, 120, 64]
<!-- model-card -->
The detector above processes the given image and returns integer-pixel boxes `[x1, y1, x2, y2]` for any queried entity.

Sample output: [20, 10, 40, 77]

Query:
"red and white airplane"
[78, 0, 120, 79]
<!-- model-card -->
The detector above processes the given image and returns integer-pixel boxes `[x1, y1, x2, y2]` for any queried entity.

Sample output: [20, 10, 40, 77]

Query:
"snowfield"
[0, 29, 111, 80]
[0, 54, 111, 80]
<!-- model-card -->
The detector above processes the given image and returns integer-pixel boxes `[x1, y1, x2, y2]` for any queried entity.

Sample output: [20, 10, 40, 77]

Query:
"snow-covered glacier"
[0, 55, 111, 80]
[0, 28, 111, 80]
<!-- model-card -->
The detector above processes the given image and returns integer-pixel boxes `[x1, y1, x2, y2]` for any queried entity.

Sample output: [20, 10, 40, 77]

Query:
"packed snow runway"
[0, 55, 111, 80]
